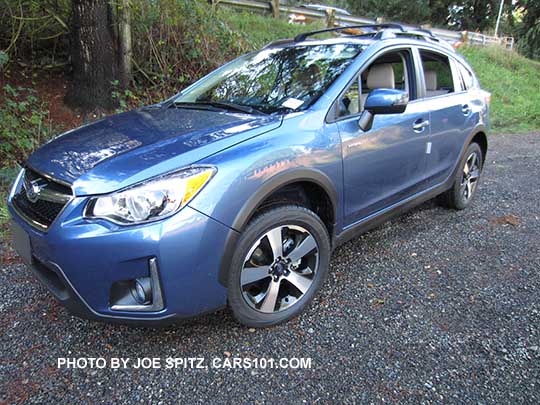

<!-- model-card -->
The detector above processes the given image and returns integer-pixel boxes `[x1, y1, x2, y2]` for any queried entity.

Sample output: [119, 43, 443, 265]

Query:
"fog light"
[132, 278, 152, 305]
[110, 257, 164, 312]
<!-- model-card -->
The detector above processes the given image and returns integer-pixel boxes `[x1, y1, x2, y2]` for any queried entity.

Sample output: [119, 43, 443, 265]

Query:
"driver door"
[335, 48, 431, 226]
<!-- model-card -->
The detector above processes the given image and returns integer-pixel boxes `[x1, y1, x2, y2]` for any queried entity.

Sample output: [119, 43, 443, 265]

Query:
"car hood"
[27, 106, 281, 195]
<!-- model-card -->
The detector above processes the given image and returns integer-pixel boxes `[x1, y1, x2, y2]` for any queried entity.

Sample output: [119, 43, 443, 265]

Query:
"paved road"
[1, 132, 539, 404]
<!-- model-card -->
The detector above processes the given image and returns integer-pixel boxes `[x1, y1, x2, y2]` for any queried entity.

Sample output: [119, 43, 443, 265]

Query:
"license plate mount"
[10, 220, 33, 266]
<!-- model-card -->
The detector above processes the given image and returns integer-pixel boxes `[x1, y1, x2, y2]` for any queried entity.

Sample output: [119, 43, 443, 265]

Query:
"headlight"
[86, 166, 216, 224]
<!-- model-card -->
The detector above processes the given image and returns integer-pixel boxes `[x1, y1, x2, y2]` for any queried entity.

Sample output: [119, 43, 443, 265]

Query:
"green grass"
[460, 45, 540, 133]
[219, 9, 324, 50]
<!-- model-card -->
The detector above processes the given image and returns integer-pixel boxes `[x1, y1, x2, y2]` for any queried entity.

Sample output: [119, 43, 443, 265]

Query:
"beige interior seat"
[360, 63, 395, 110]
[425, 70, 448, 97]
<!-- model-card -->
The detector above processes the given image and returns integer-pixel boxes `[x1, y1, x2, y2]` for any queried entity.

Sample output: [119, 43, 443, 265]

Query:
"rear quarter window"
[457, 62, 476, 90]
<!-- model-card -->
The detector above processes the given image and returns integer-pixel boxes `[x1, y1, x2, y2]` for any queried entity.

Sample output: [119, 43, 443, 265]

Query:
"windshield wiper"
[174, 101, 267, 115]
[171, 102, 223, 112]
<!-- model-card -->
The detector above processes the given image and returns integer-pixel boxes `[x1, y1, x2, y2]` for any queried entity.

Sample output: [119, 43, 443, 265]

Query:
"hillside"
[460, 46, 540, 133]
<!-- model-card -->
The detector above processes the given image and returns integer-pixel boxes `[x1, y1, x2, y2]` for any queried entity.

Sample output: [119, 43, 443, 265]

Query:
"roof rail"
[368, 26, 456, 51]
[263, 38, 295, 49]
[396, 29, 456, 51]
[407, 27, 436, 37]
[371, 26, 437, 41]
[294, 23, 405, 42]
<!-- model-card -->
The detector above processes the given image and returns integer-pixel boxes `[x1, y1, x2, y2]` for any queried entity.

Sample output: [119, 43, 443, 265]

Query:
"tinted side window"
[457, 62, 475, 90]
[420, 50, 455, 98]
[338, 77, 360, 117]
[336, 48, 413, 119]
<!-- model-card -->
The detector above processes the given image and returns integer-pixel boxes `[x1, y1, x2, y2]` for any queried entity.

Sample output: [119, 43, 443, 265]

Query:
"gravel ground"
[1, 132, 539, 404]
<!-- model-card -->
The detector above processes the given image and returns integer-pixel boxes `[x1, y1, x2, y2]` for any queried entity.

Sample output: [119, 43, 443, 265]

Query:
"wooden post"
[325, 8, 336, 28]
[209, 0, 221, 12]
[270, 0, 280, 19]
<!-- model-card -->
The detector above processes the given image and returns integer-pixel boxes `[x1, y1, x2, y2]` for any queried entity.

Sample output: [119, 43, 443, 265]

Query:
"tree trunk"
[118, 0, 132, 88]
[65, 0, 117, 110]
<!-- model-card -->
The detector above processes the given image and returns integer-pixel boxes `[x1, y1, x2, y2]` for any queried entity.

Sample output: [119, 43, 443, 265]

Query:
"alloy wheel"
[461, 151, 480, 201]
[240, 225, 319, 313]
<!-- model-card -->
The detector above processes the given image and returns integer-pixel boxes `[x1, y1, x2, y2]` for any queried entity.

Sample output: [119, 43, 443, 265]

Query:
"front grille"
[12, 168, 72, 229]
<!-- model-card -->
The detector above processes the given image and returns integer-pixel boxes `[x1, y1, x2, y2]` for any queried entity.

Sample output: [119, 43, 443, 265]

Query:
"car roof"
[265, 24, 458, 58]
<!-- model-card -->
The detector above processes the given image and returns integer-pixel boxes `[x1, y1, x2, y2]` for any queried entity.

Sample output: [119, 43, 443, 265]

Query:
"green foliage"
[517, 0, 540, 61]
[111, 80, 142, 112]
[130, 0, 247, 99]
[219, 10, 324, 49]
[0, 85, 52, 166]
[345, 0, 434, 25]
[0, 51, 8, 69]
[0, 0, 70, 67]
[460, 45, 540, 132]
[447, 0, 501, 31]
[0, 85, 52, 239]
[343, 0, 503, 31]
[0, 191, 9, 241]
[0, 165, 20, 239]
[122, 2, 323, 106]
[519, 22, 540, 60]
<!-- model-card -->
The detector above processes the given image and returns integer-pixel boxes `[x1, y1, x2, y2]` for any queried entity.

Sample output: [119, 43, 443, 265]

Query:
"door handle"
[462, 104, 471, 115]
[413, 119, 430, 132]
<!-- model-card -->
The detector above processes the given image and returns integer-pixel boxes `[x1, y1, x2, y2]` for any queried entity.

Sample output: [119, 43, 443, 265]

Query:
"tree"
[343, 0, 505, 31]
[448, 0, 500, 31]
[345, 0, 433, 25]
[65, 0, 117, 110]
[118, 0, 133, 88]
[517, 0, 540, 60]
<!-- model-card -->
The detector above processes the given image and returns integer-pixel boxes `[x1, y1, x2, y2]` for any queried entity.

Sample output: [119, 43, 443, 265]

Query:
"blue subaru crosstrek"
[8, 24, 490, 327]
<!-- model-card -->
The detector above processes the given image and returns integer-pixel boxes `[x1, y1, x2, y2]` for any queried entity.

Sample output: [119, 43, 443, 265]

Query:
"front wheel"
[227, 205, 331, 328]
[440, 142, 483, 210]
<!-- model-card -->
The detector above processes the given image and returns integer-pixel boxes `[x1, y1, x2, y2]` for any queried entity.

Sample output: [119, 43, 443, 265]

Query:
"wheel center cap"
[271, 260, 289, 279]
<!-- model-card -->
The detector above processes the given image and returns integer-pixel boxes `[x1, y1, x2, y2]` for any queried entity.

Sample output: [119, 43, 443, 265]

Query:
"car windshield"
[173, 43, 364, 114]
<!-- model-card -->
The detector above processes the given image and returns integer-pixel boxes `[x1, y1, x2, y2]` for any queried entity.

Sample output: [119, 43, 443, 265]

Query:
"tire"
[439, 142, 483, 210]
[227, 205, 331, 328]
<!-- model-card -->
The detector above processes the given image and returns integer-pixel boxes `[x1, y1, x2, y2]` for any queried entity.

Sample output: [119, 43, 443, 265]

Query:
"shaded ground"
[0, 71, 83, 130]
[1, 132, 539, 403]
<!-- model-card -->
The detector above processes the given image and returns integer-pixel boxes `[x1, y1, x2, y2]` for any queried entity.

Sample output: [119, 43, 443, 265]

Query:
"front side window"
[420, 50, 455, 97]
[337, 49, 413, 118]
[174, 43, 364, 114]
[338, 76, 360, 117]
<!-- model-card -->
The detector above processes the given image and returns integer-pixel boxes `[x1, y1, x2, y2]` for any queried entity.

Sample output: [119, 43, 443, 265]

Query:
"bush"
[0, 0, 70, 67]
[130, 0, 248, 98]
[0, 84, 53, 166]
[0, 85, 52, 240]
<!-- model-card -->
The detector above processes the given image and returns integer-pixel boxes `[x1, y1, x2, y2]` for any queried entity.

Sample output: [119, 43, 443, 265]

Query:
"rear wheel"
[227, 205, 330, 328]
[440, 142, 483, 210]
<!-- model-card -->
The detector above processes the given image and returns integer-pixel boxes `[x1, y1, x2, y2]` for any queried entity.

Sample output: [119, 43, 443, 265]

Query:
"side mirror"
[358, 89, 409, 132]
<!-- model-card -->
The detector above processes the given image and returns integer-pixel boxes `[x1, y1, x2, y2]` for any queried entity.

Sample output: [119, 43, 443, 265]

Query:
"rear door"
[415, 48, 476, 185]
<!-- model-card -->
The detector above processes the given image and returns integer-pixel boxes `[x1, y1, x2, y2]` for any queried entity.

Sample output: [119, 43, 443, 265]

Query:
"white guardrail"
[216, 0, 514, 50]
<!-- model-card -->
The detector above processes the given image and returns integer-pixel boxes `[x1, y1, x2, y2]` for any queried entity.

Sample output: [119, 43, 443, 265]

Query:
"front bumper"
[8, 194, 238, 326]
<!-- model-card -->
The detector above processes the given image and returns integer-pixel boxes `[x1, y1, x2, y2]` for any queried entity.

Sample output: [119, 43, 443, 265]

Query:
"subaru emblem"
[25, 179, 44, 203]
